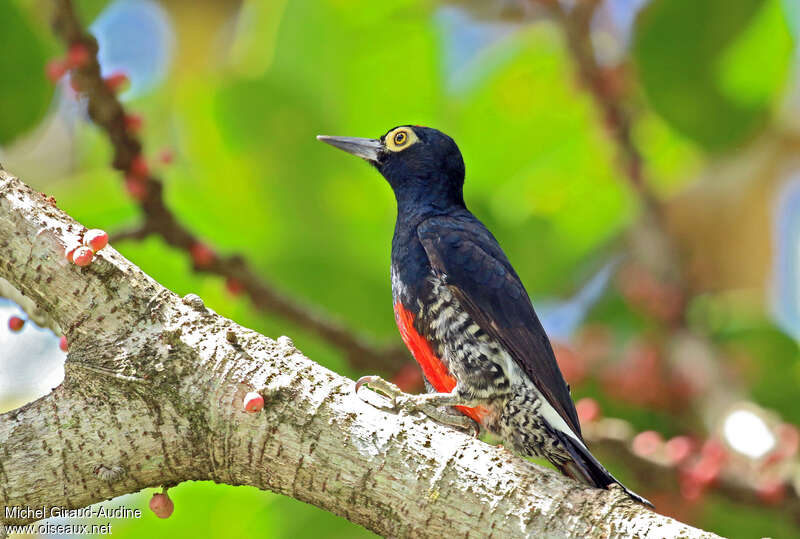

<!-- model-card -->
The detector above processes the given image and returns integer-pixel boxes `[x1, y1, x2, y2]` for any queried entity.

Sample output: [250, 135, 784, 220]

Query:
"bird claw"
[353, 376, 427, 413]
[355, 375, 481, 436]
[354, 375, 403, 405]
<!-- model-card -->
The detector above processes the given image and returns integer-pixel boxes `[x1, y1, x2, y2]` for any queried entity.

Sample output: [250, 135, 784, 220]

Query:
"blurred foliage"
[702, 495, 800, 538]
[718, 324, 800, 424]
[633, 0, 793, 151]
[687, 292, 800, 425]
[1, 0, 799, 537]
[0, 1, 53, 144]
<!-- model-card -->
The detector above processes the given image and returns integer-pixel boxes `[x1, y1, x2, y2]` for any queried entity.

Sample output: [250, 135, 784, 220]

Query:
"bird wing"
[417, 215, 582, 437]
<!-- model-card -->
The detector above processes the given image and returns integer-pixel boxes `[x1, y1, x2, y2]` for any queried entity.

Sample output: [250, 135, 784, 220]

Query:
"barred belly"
[395, 272, 572, 464]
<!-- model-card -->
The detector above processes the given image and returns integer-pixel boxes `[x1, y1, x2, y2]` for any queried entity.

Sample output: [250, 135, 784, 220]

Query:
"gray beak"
[316, 135, 382, 162]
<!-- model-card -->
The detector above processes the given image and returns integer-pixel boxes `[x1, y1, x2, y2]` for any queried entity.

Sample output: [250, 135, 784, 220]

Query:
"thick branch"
[0, 170, 719, 537]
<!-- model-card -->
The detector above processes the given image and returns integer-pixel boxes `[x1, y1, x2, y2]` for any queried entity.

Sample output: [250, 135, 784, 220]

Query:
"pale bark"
[0, 168, 720, 538]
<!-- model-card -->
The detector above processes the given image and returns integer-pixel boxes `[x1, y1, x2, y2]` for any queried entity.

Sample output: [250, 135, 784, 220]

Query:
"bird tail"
[553, 430, 654, 508]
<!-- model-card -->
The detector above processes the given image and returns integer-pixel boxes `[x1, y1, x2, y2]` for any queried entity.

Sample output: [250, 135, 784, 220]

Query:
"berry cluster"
[553, 332, 698, 414]
[46, 43, 131, 95]
[45, 44, 159, 204]
[65, 229, 109, 267]
[579, 392, 799, 508]
[45, 43, 90, 82]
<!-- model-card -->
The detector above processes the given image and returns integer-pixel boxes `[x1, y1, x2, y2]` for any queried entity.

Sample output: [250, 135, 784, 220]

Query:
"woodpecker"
[318, 126, 652, 506]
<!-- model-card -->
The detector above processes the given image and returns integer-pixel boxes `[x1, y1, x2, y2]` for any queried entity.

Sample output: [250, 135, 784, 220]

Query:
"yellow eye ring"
[385, 127, 419, 152]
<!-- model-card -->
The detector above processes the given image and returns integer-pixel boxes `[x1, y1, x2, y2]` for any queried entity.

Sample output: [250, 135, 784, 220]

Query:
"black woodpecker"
[317, 125, 652, 506]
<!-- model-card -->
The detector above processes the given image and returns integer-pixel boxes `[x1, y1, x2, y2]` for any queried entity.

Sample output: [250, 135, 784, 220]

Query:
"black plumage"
[318, 125, 651, 507]
[417, 214, 582, 436]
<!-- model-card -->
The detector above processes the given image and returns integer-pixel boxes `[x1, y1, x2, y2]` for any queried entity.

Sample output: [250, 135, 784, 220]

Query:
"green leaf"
[0, 1, 54, 144]
[633, 0, 794, 152]
[717, 0, 794, 107]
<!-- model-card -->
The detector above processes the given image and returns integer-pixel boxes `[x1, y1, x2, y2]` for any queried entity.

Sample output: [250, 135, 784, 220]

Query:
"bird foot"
[354, 375, 480, 436]
[354, 375, 403, 402]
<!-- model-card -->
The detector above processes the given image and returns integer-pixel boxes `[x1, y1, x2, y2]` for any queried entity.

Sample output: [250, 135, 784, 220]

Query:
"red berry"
[665, 435, 693, 465]
[72, 246, 94, 267]
[46, 59, 68, 82]
[83, 229, 109, 252]
[575, 397, 601, 424]
[104, 72, 129, 92]
[124, 114, 143, 133]
[129, 155, 149, 178]
[149, 492, 174, 519]
[632, 430, 663, 457]
[225, 278, 244, 296]
[8, 316, 24, 332]
[59, 336, 69, 352]
[243, 391, 264, 413]
[65, 242, 81, 263]
[125, 175, 148, 201]
[189, 243, 215, 268]
[67, 43, 90, 68]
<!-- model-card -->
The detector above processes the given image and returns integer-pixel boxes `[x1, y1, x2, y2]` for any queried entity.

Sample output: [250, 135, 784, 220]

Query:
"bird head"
[317, 126, 466, 211]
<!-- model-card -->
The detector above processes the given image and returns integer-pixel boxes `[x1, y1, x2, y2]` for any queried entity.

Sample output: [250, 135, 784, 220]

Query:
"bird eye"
[385, 127, 418, 152]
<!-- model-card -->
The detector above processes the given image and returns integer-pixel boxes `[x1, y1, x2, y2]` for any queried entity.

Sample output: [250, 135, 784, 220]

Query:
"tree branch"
[0, 169, 719, 537]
